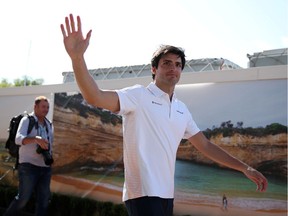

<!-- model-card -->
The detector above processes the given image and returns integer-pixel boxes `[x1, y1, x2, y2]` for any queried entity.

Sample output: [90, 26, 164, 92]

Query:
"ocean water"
[74, 160, 287, 211]
[174, 160, 287, 210]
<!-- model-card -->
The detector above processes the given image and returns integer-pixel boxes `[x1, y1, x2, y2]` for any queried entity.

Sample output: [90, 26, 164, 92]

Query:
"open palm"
[60, 14, 92, 59]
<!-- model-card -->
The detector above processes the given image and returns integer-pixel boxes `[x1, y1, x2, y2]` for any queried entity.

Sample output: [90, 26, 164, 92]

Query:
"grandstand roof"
[62, 57, 242, 83]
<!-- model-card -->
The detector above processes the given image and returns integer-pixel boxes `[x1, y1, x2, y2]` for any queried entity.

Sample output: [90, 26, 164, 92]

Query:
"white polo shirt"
[116, 82, 200, 201]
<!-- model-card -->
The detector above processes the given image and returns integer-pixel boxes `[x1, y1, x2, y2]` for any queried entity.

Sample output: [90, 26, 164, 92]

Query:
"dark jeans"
[4, 163, 52, 216]
[125, 196, 174, 216]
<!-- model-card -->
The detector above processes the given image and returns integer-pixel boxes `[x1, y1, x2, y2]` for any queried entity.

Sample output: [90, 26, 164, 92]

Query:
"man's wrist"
[35, 136, 41, 143]
[239, 164, 250, 173]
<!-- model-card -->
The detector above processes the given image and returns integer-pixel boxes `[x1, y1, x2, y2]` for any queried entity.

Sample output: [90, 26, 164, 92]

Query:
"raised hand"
[60, 14, 92, 60]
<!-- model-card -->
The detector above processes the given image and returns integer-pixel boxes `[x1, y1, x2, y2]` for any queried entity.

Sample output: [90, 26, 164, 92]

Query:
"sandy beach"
[50, 175, 287, 216]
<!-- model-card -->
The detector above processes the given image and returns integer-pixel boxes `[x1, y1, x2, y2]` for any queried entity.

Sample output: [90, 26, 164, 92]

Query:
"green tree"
[203, 121, 287, 139]
[264, 123, 287, 135]
[14, 76, 43, 86]
[0, 76, 43, 87]
[0, 78, 12, 87]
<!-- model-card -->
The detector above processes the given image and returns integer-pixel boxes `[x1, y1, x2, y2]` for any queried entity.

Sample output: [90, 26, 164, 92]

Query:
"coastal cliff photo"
[49, 91, 287, 216]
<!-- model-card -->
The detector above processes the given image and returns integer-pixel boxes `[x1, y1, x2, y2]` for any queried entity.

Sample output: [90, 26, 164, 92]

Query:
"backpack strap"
[14, 114, 36, 170]
[27, 114, 36, 134]
[44, 116, 52, 126]
[44, 117, 52, 135]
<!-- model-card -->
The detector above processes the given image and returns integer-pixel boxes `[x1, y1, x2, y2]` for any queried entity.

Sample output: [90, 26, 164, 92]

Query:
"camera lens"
[36, 145, 54, 165]
[42, 151, 54, 165]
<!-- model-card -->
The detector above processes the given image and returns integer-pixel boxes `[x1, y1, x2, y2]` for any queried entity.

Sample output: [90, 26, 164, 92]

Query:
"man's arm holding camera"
[22, 136, 49, 150]
[15, 117, 49, 150]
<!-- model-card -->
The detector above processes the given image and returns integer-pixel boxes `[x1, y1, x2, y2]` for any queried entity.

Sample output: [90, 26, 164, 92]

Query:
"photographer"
[4, 96, 54, 216]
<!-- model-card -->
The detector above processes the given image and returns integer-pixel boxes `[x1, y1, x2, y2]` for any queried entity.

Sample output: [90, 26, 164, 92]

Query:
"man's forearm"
[203, 142, 249, 172]
[71, 57, 101, 105]
[190, 132, 249, 173]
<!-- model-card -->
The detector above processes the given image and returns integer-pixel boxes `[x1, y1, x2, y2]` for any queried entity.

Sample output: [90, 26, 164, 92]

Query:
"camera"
[36, 146, 54, 165]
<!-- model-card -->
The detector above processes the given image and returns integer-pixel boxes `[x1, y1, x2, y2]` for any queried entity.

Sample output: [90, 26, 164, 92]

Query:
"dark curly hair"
[151, 45, 186, 80]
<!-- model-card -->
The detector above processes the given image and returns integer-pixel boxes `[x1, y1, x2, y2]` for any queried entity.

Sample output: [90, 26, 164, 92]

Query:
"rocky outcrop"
[177, 133, 287, 178]
[52, 100, 287, 178]
[52, 105, 123, 171]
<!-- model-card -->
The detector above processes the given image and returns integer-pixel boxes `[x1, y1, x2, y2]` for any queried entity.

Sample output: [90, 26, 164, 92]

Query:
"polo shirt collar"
[147, 82, 177, 101]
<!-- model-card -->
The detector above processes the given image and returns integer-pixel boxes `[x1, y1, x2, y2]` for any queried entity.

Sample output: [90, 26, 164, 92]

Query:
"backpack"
[5, 113, 36, 169]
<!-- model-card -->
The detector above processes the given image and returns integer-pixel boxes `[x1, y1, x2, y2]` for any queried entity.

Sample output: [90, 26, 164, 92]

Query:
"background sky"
[0, 0, 287, 85]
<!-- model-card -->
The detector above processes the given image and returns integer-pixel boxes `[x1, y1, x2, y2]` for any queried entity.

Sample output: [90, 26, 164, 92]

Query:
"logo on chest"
[152, 101, 162, 106]
[176, 110, 184, 114]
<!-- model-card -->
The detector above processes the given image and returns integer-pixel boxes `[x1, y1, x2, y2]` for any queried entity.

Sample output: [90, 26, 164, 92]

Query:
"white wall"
[0, 65, 286, 141]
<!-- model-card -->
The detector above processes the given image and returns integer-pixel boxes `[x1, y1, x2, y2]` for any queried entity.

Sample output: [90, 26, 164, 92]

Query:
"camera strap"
[36, 120, 50, 151]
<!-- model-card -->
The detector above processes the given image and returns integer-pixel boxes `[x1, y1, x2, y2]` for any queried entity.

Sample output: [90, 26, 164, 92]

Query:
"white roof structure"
[247, 48, 287, 67]
[62, 58, 242, 83]
[62, 48, 288, 83]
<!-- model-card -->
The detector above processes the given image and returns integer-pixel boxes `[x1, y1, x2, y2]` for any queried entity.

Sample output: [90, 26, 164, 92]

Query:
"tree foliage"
[0, 79, 12, 88]
[0, 76, 43, 87]
[203, 120, 287, 139]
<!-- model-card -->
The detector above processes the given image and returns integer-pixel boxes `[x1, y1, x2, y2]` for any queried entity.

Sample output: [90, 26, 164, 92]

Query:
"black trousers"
[125, 196, 174, 216]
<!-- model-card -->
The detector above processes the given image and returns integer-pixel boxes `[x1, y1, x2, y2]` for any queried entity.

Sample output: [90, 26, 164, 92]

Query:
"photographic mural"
[50, 91, 287, 215]
[0, 69, 286, 215]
